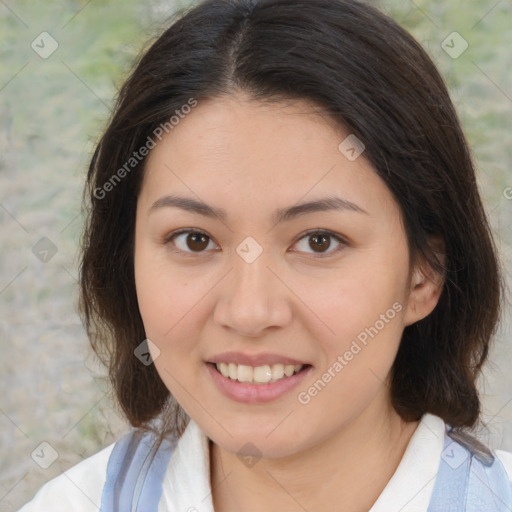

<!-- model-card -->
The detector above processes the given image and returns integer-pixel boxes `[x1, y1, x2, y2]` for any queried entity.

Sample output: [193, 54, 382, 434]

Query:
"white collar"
[160, 413, 445, 512]
[160, 419, 215, 512]
[369, 413, 445, 511]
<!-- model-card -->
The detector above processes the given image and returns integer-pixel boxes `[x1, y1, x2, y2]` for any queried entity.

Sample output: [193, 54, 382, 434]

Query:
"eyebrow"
[148, 194, 368, 224]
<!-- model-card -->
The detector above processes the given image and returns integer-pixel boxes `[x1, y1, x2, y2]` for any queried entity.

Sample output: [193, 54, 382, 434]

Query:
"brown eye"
[293, 230, 346, 257]
[185, 232, 210, 251]
[166, 229, 216, 253]
[165, 228, 346, 258]
[309, 233, 331, 252]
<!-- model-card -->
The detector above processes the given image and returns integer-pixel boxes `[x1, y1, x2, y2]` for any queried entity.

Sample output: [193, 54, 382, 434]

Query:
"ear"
[403, 236, 445, 327]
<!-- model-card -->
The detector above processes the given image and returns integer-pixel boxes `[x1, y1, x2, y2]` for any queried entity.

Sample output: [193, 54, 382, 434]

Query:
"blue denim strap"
[465, 454, 512, 511]
[101, 429, 174, 512]
[428, 432, 512, 512]
[101, 426, 511, 511]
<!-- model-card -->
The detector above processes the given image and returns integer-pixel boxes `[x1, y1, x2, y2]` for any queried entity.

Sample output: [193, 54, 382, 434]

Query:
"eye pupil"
[173, 230, 340, 256]
[309, 234, 331, 252]
[187, 233, 209, 251]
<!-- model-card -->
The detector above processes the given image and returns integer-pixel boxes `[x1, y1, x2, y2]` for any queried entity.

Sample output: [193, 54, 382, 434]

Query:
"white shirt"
[18, 413, 512, 511]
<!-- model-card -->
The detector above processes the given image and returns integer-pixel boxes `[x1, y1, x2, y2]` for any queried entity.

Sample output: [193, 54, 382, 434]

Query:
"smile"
[215, 362, 304, 384]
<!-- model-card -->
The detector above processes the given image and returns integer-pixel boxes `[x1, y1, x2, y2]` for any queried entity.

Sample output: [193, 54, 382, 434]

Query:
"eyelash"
[163, 228, 348, 258]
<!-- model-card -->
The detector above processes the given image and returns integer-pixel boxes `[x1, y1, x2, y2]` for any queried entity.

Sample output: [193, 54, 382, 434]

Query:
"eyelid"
[163, 227, 348, 257]
[163, 228, 219, 254]
[163, 227, 211, 244]
[291, 228, 348, 258]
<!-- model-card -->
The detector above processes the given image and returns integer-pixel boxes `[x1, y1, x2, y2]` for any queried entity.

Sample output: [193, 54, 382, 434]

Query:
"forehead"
[140, 94, 399, 223]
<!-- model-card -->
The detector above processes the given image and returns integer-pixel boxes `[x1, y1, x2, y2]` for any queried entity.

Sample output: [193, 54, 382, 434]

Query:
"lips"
[208, 351, 309, 367]
[206, 351, 312, 403]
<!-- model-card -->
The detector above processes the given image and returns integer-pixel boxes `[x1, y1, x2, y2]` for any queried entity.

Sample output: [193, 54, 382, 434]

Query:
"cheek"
[295, 284, 405, 424]
[291, 262, 407, 411]
[134, 242, 179, 340]
[134, 244, 217, 356]
[134, 249, 208, 405]
[297, 263, 406, 351]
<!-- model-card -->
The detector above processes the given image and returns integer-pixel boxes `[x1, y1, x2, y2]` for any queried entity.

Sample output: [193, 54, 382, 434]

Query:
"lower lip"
[206, 363, 312, 404]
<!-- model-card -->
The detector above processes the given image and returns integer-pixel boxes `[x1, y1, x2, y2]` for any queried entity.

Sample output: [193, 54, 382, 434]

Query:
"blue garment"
[100, 428, 174, 512]
[101, 426, 512, 511]
[427, 431, 512, 511]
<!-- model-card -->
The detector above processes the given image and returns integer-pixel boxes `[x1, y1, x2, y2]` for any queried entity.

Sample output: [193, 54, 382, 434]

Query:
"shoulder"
[496, 449, 512, 485]
[17, 441, 116, 512]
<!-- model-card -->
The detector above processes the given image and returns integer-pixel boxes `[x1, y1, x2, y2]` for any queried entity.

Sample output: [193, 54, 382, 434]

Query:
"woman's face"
[134, 94, 438, 458]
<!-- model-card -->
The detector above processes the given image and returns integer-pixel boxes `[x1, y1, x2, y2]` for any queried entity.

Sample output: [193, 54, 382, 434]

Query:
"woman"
[19, 0, 512, 510]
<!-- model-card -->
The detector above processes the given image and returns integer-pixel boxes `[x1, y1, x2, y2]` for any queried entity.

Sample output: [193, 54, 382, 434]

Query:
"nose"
[213, 245, 293, 337]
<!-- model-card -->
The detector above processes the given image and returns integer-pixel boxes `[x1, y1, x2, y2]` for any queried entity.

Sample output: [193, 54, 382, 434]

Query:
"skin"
[134, 93, 444, 511]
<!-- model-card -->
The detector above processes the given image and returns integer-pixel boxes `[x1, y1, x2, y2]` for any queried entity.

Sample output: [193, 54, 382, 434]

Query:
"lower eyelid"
[292, 232, 347, 256]
[166, 230, 217, 252]
[164, 229, 347, 256]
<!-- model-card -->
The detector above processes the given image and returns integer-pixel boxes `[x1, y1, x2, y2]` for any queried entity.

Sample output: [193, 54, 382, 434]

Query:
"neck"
[210, 393, 420, 512]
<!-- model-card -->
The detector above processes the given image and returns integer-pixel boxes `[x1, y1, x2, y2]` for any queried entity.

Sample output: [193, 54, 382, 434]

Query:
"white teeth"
[284, 364, 295, 377]
[271, 364, 284, 380]
[253, 365, 272, 383]
[228, 363, 237, 380]
[237, 364, 253, 383]
[215, 362, 304, 384]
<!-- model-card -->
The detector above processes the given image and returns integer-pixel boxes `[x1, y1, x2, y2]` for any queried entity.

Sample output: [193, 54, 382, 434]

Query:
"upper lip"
[208, 351, 310, 367]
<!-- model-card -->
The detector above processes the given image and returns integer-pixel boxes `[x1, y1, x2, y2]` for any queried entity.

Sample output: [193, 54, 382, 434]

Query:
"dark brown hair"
[79, 0, 503, 436]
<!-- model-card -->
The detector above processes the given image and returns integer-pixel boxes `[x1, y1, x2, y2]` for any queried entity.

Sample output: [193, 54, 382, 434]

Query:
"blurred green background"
[0, 0, 510, 509]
